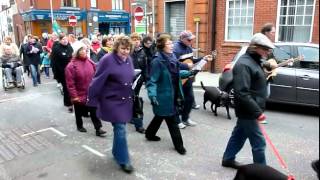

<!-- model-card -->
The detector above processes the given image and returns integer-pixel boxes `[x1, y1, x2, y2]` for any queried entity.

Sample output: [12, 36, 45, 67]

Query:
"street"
[0, 72, 319, 180]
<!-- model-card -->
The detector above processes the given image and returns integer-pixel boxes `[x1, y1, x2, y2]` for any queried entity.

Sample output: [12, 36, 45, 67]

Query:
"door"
[296, 46, 319, 105]
[269, 45, 297, 103]
[165, 1, 185, 40]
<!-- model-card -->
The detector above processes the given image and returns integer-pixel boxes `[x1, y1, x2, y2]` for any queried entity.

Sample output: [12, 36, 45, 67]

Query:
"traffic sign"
[68, 15, 77, 26]
[134, 6, 144, 22]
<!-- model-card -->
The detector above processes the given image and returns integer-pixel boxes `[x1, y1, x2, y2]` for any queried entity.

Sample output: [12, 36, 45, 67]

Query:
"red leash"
[258, 123, 295, 180]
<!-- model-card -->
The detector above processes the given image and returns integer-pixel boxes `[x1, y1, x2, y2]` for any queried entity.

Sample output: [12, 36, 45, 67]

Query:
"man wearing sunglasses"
[173, 30, 203, 129]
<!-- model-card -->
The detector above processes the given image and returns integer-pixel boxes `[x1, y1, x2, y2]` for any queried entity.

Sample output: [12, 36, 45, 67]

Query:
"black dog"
[234, 164, 290, 180]
[200, 81, 231, 119]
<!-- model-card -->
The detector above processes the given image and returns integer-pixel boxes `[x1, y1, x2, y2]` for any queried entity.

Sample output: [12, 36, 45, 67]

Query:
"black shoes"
[136, 127, 145, 134]
[175, 147, 187, 155]
[96, 129, 107, 137]
[146, 135, 161, 141]
[222, 160, 243, 169]
[77, 127, 87, 132]
[120, 164, 134, 174]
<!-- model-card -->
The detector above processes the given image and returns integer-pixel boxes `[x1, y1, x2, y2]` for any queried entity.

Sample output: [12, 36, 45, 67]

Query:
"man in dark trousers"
[221, 33, 275, 169]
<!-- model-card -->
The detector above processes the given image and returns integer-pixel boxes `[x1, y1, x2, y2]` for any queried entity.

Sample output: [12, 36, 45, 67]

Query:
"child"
[40, 47, 51, 78]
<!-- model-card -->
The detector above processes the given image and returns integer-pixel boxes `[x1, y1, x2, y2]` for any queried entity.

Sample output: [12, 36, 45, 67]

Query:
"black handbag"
[133, 95, 144, 119]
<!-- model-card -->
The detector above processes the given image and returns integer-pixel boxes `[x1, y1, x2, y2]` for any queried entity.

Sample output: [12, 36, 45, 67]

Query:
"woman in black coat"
[51, 34, 74, 111]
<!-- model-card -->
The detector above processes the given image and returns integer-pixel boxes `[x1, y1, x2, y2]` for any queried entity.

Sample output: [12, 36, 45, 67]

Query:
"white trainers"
[184, 119, 197, 126]
[178, 123, 187, 129]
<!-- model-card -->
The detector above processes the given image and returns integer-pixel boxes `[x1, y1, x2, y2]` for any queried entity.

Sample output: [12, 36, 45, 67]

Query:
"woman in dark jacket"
[26, 36, 43, 86]
[65, 42, 106, 137]
[51, 34, 74, 112]
[87, 35, 135, 173]
[96, 36, 113, 62]
[145, 34, 195, 155]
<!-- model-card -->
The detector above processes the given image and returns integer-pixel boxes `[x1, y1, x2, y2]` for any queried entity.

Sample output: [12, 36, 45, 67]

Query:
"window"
[61, 0, 77, 7]
[278, 0, 315, 42]
[273, 45, 292, 61]
[91, 0, 96, 8]
[226, 0, 255, 41]
[112, 0, 123, 10]
[297, 46, 319, 70]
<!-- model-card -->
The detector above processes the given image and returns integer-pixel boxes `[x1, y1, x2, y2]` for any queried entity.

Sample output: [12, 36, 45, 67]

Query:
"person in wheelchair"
[1, 45, 23, 87]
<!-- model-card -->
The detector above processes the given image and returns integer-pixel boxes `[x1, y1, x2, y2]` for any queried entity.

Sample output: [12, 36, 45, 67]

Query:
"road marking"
[0, 91, 57, 103]
[193, 89, 204, 92]
[21, 127, 67, 137]
[82, 145, 106, 157]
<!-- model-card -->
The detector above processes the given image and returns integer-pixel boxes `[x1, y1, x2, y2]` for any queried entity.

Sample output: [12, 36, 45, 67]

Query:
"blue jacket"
[147, 52, 191, 116]
[41, 52, 50, 66]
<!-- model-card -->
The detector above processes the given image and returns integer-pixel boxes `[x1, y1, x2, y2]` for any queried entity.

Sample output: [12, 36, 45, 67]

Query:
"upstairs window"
[226, 0, 255, 41]
[61, 0, 77, 7]
[112, 0, 123, 10]
[278, 0, 315, 42]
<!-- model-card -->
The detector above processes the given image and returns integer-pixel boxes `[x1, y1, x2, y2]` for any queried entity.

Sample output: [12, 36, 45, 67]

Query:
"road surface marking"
[0, 91, 57, 103]
[82, 145, 105, 157]
[21, 127, 67, 137]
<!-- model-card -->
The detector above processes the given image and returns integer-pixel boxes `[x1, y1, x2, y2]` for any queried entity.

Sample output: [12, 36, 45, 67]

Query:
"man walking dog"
[221, 33, 275, 169]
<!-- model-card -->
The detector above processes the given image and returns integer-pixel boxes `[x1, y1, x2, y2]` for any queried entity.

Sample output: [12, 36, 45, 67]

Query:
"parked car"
[219, 42, 319, 107]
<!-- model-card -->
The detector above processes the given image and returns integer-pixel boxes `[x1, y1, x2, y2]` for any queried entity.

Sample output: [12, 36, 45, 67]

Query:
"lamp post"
[50, 0, 54, 25]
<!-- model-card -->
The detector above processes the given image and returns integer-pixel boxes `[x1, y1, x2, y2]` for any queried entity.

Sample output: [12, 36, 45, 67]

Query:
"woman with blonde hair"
[87, 35, 135, 173]
[0, 36, 19, 57]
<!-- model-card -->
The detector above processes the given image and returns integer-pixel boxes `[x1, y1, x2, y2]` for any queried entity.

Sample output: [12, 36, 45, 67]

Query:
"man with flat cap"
[221, 33, 275, 169]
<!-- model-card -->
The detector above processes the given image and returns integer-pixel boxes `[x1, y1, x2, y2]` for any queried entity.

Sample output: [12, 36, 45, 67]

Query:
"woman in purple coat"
[87, 36, 135, 173]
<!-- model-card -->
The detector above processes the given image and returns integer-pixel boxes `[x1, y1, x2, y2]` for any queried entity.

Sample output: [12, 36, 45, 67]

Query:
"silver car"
[218, 42, 319, 107]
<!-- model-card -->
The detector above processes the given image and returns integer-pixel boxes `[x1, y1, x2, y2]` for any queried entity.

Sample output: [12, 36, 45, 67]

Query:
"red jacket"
[65, 57, 96, 104]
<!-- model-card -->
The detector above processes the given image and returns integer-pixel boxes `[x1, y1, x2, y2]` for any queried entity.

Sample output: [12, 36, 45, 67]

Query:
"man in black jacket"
[221, 33, 275, 169]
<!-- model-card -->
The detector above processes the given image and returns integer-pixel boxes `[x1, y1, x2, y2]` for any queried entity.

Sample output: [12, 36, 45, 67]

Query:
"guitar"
[181, 54, 214, 85]
[264, 56, 303, 80]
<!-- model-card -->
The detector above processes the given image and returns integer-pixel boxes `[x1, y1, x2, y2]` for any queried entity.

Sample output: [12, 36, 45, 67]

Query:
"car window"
[272, 45, 291, 61]
[297, 46, 319, 70]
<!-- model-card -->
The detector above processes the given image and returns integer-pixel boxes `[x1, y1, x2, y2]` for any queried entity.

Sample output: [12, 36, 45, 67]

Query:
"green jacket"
[147, 53, 191, 116]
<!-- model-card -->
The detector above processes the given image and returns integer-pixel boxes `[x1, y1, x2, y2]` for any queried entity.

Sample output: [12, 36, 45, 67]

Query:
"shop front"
[97, 11, 130, 35]
[21, 9, 86, 37]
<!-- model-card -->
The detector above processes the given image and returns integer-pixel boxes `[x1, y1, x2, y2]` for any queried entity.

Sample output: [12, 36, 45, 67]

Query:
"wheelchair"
[2, 64, 25, 91]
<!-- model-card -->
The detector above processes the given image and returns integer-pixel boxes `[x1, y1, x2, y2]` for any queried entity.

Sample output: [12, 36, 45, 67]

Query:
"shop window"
[278, 0, 315, 42]
[225, 0, 255, 41]
[61, 0, 77, 7]
[112, 0, 123, 10]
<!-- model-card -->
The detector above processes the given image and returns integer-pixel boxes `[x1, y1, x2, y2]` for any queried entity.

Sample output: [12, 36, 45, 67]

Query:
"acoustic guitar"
[265, 56, 303, 80]
[181, 54, 213, 85]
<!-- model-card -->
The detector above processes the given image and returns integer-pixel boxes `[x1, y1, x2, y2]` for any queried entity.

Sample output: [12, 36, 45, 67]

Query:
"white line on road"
[21, 127, 67, 137]
[193, 89, 204, 92]
[0, 91, 57, 103]
[82, 145, 106, 157]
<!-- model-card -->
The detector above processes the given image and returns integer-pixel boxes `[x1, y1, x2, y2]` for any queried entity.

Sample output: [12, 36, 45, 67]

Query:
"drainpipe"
[210, 0, 217, 73]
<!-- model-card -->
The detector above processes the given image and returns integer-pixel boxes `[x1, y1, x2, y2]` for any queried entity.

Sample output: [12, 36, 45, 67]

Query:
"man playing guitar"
[173, 30, 213, 129]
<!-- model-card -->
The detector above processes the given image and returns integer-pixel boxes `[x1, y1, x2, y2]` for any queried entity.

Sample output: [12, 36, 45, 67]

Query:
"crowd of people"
[0, 26, 318, 178]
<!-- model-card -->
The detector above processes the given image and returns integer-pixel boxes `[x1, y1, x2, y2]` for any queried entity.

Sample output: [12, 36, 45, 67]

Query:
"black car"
[219, 42, 319, 107]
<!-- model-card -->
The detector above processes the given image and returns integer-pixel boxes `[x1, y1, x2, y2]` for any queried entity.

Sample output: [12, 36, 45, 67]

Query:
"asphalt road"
[0, 73, 318, 180]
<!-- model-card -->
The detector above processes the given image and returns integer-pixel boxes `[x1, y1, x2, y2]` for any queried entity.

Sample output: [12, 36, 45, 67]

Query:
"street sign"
[134, 6, 144, 22]
[68, 15, 77, 26]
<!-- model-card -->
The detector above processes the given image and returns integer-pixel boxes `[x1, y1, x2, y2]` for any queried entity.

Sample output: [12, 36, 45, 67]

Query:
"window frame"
[275, 0, 316, 42]
[112, 0, 123, 10]
[224, 0, 255, 42]
[61, 0, 77, 7]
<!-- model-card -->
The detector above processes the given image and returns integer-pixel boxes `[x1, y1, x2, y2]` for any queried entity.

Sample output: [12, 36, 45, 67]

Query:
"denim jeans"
[132, 117, 143, 129]
[4, 66, 23, 83]
[30, 64, 40, 86]
[44, 67, 50, 77]
[223, 118, 266, 164]
[112, 123, 130, 165]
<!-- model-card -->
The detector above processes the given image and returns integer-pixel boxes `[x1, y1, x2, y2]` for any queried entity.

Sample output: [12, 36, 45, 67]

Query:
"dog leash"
[258, 123, 296, 180]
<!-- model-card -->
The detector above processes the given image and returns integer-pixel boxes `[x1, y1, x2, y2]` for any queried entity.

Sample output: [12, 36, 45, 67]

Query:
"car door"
[269, 45, 297, 103]
[295, 46, 319, 106]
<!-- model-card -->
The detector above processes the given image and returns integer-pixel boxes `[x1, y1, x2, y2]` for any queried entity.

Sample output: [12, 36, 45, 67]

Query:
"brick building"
[150, 0, 319, 72]
[13, 0, 132, 45]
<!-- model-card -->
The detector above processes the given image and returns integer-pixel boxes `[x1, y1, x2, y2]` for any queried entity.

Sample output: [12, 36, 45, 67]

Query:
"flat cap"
[250, 33, 275, 49]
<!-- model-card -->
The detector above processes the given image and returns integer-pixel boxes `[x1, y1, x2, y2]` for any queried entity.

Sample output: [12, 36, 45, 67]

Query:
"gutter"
[210, 0, 217, 73]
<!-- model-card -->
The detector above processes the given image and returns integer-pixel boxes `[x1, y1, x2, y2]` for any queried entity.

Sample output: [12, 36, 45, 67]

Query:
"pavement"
[193, 72, 220, 88]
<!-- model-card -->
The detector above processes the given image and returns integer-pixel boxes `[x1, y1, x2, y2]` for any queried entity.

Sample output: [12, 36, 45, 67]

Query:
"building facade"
[13, 0, 131, 45]
[0, 0, 17, 43]
[151, 0, 319, 72]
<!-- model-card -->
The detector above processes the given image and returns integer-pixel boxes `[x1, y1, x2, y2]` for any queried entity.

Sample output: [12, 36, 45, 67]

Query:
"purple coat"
[87, 52, 135, 123]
